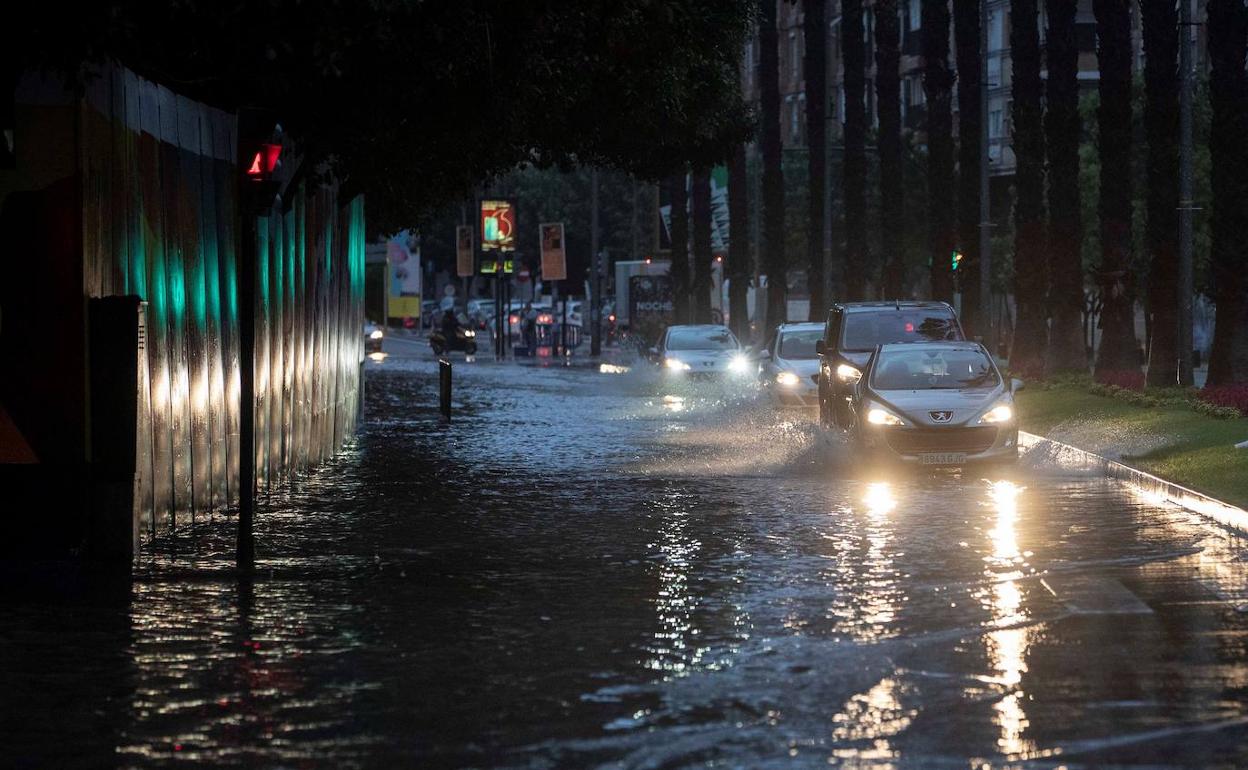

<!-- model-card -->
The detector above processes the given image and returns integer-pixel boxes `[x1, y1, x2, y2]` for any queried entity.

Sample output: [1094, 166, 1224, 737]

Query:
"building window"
[988, 9, 1004, 52]
[789, 95, 799, 140]
[989, 108, 1004, 138]
[908, 0, 921, 31]
[790, 30, 800, 79]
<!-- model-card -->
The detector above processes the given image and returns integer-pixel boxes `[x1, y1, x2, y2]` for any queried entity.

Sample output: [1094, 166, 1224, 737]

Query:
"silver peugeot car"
[848, 341, 1021, 466]
[652, 324, 753, 379]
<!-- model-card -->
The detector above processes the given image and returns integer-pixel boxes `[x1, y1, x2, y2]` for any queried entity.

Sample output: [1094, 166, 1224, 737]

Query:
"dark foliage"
[1207, 0, 1248, 384]
[13, 1, 755, 235]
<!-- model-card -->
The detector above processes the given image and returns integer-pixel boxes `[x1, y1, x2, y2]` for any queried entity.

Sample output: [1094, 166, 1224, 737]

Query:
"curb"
[1019, 431, 1248, 535]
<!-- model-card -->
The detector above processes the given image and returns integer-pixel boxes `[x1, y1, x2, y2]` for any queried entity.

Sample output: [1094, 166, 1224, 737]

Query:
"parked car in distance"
[848, 341, 1021, 466]
[758, 322, 823, 408]
[816, 301, 964, 428]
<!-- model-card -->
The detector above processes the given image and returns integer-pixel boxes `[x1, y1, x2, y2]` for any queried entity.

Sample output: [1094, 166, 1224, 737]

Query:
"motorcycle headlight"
[665, 357, 691, 371]
[867, 407, 904, 426]
[368, 329, 384, 340]
[728, 355, 751, 374]
[776, 371, 800, 387]
[836, 363, 863, 383]
[463, 329, 476, 338]
[978, 403, 1014, 424]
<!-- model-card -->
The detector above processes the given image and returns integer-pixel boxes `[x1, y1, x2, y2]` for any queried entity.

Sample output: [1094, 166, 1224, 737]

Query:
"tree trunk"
[728, 141, 752, 341]
[1045, 0, 1086, 373]
[1009, 0, 1048, 378]
[1092, 0, 1140, 379]
[842, 0, 869, 301]
[876, 0, 904, 299]
[759, 0, 787, 331]
[805, 0, 827, 319]
[667, 172, 691, 325]
[953, 0, 982, 336]
[691, 165, 714, 323]
[1206, 0, 1248, 385]
[1141, 0, 1180, 387]
[922, 0, 956, 304]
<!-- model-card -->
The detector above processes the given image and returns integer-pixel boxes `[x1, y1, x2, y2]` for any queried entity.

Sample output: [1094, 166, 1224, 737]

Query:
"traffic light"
[951, 248, 964, 272]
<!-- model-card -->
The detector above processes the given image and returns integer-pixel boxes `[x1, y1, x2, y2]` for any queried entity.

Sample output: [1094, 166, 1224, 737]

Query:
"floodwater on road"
[6, 353, 1248, 769]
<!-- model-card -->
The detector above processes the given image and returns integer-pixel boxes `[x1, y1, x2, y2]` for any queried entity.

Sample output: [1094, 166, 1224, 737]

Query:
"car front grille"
[884, 426, 997, 455]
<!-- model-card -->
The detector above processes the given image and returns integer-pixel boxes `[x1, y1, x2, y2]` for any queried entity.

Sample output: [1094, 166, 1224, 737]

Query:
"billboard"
[539, 222, 566, 281]
[480, 198, 517, 252]
[387, 238, 422, 319]
[456, 225, 474, 277]
[657, 167, 729, 253]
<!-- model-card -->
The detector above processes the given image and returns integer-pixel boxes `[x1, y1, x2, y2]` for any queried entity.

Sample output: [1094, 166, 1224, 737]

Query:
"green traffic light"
[951, 249, 963, 271]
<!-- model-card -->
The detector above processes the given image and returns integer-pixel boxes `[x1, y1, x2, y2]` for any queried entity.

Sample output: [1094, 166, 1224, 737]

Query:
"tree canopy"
[13, 1, 755, 234]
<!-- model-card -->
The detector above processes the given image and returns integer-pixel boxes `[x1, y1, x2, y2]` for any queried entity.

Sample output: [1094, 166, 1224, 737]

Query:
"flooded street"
[7, 351, 1248, 768]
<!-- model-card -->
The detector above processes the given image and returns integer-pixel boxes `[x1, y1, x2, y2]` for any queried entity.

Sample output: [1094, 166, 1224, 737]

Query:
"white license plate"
[919, 452, 967, 465]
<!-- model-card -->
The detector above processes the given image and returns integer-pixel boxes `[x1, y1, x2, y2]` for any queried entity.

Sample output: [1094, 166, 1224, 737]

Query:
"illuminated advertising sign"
[480, 199, 517, 253]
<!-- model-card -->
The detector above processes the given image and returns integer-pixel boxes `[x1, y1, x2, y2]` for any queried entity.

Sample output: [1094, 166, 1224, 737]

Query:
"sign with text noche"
[480, 199, 517, 253]
[456, 225, 474, 277]
[539, 222, 566, 281]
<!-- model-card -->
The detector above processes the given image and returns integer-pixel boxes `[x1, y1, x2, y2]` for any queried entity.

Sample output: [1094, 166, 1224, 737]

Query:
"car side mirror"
[815, 340, 826, 355]
[1011, 378, 1025, 392]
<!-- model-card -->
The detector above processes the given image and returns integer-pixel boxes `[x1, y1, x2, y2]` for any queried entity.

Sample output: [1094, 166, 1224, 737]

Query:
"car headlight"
[463, 329, 476, 338]
[867, 407, 904, 426]
[368, 329, 384, 340]
[728, 355, 751, 373]
[978, 403, 1014, 424]
[836, 363, 862, 382]
[776, 371, 800, 387]
[665, 357, 691, 371]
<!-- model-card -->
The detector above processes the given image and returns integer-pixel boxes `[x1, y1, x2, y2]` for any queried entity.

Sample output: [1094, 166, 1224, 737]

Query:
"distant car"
[364, 320, 384, 353]
[848, 341, 1020, 467]
[816, 301, 964, 429]
[758, 322, 823, 407]
[652, 324, 751, 379]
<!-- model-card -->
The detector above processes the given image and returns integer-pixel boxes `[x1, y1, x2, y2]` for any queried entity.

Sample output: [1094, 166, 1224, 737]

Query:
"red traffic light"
[246, 143, 282, 179]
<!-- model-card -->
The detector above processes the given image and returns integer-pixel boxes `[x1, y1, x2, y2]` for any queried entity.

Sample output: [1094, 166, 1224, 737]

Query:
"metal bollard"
[439, 358, 452, 421]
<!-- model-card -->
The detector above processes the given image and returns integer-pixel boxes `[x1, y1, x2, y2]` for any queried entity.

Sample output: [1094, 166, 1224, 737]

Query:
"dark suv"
[815, 301, 965, 428]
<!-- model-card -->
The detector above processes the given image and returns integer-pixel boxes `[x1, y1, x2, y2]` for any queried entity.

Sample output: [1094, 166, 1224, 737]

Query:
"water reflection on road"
[4, 355, 1248, 768]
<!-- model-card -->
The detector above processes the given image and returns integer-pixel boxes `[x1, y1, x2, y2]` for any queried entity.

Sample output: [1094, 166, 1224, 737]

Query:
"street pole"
[1177, 0, 1195, 386]
[591, 168, 603, 357]
[979, 0, 994, 352]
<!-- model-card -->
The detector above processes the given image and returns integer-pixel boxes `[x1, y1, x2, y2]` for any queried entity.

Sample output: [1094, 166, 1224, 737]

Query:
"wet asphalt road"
[6, 342, 1248, 769]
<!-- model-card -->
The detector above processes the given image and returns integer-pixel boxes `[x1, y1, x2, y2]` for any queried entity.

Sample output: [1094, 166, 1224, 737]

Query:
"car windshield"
[666, 328, 738, 351]
[778, 329, 823, 359]
[841, 310, 962, 351]
[871, 348, 1000, 390]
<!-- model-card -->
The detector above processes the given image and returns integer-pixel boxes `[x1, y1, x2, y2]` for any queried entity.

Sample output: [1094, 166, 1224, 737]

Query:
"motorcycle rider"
[441, 307, 462, 338]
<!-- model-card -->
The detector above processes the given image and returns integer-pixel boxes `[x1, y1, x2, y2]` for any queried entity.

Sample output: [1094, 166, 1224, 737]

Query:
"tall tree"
[1141, 0, 1180, 387]
[1091, 0, 1139, 378]
[876, 0, 905, 299]
[805, 0, 828, 319]
[759, 0, 787, 330]
[1045, 0, 1086, 372]
[691, 165, 714, 322]
[667, 172, 691, 325]
[728, 140, 752, 340]
[842, 0, 869, 301]
[1009, 0, 1049, 376]
[952, 0, 983, 334]
[922, 0, 956, 303]
[1206, 0, 1248, 384]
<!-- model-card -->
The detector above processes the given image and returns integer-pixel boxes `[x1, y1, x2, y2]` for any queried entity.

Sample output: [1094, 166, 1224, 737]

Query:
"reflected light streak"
[367, 352, 387, 362]
[984, 479, 1034, 758]
[863, 483, 896, 517]
[662, 395, 686, 413]
[599, 363, 630, 374]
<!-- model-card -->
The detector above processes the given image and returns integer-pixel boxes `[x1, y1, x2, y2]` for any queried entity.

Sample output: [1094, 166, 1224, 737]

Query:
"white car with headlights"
[652, 324, 752, 379]
[758, 322, 823, 407]
[848, 341, 1021, 466]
